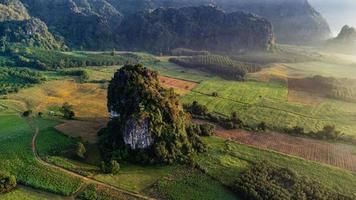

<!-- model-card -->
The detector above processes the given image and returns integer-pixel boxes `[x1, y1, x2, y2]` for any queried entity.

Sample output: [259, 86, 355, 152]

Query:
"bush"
[0, 171, 16, 194]
[22, 110, 32, 117]
[100, 160, 120, 175]
[61, 102, 75, 120]
[200, 123, 215, 136]
[257, 122, 267, 131]
[75, 142, 86, 159]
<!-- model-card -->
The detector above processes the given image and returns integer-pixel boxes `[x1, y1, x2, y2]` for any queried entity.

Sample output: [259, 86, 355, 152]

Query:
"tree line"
[169, 55, 261, 80]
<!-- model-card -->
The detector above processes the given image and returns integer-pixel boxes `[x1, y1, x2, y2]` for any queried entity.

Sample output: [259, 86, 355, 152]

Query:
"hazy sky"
[309, 0, 356, 36]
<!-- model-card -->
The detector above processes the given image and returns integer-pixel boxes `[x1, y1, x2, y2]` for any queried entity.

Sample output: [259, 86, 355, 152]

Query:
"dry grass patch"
[8, 80, 108, 118]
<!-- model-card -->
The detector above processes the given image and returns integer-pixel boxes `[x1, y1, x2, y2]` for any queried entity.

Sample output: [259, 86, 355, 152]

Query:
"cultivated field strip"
[215, 128, 356, 172]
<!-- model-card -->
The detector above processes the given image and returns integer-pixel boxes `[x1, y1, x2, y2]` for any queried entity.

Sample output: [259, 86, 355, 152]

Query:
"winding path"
[31, 125, 155, 200]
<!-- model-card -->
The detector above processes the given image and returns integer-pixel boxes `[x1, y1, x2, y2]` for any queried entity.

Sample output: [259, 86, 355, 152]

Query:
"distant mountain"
[117, 6, 275, 53]
[326, 25, 356, 53]
[335, 25, 356, 42]
[150, 0, 332, 45]
[0, 0, 64, 49]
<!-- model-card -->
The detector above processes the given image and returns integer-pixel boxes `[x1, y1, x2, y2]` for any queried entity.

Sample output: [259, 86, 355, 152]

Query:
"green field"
[147, 168, 237, 200]
[0, 108, 82, 196]
[197, 137, 356, 198]
[182, 78, 356, 137]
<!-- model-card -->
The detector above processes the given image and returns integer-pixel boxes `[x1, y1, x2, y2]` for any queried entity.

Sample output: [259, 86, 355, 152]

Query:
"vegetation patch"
[0, 67, 46, 95]
[6, 45, 140, 70]
[147, 168, 236, 200]
[0, 171, 16, 194]
[78, 184, 140, 200]
[196, 137, 356, 198]
[234, 162, 352, 200]
[288, 76, 356, 102]
[170, 55, 260, 80]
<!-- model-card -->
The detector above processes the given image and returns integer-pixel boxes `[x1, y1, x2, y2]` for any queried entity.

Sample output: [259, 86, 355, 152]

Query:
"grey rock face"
[123, 118, 153, 150]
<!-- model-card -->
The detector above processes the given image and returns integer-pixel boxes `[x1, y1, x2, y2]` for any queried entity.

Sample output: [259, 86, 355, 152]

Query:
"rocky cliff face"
[118, 6, 274, 53]
[123, 118, 153, 150]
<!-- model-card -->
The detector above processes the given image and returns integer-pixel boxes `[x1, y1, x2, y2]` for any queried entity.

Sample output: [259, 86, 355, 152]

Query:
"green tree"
[61, 102, 75, 119]
[0, 171, 16, 194]
[75, 142, 86, 159]
[110, 160, 120, 175]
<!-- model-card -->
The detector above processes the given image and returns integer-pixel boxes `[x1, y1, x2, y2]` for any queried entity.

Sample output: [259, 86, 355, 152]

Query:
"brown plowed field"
[159, 76, 198, 95]
[55, 119, 107, 143]
[214, 126, 356, 172]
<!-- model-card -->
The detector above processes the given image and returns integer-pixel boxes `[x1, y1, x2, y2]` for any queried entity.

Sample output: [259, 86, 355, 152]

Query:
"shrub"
[61, 102, 75, 120]
[200, 123, 215, 136]
[0, 171, 16, 194]
[100, 160, 120, 175]
[257, 122, 267, 131]
[22, 110, 32, 117]
[75, 142, 86, 159]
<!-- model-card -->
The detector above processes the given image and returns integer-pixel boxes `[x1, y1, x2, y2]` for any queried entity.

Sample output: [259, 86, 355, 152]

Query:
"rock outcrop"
[100, 64, 205, 164]
[123, 118, 153, 150]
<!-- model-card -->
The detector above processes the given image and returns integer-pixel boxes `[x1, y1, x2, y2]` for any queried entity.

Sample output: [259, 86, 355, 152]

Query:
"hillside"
[118, 6, 274, 53]
[1, 0, 329, 49]
[0, 0, 64, 50]
[20, 0, 123, 49]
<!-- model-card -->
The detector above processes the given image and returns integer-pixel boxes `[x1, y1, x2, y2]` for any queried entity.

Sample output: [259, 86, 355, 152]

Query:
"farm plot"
[215, 128, 356, 172]
[159, 76, 198, 95]
[182, 79, 356, 137]
[197, 137, 356, 198]
[54, 119, 107, 144]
